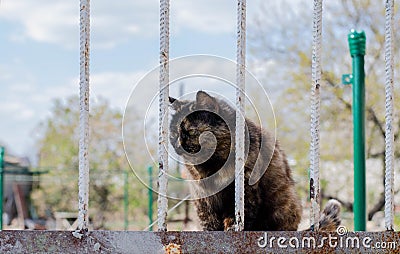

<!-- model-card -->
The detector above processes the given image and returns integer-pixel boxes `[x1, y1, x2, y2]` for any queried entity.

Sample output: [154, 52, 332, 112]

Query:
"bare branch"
[368, 151, 385, 159]
[368, 188, 400, 221]
[366, 108, 385, 138]
[368, 192, 384, 221]
[324, 74, 386, 140]
[324, 74, 352, 111]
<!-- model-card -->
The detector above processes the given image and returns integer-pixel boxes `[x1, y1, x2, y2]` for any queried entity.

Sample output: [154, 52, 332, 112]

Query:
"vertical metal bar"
[78, 0, 90, 231]
[157, 0, 170, 232]
[235, 0, 246, 231]
[310, 0, 323, 231]
[148, 166, 154, 231]
[0, 147, 4, 230]
[384, 0, 395, 231]
[348, 30, 366, 231]
[124, 170, 129, 230]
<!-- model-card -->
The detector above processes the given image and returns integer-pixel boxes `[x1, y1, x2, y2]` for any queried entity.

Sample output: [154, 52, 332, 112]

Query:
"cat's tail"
[305, 199, 341, 231]
[317, 199, 342, 231]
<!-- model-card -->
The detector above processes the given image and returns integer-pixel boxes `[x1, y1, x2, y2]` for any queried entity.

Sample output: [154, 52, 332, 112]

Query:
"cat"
[169, 91, 340, 231]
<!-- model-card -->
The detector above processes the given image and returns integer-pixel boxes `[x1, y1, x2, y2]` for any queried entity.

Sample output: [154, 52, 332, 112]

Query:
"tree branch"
[324, 75, 352, 111]
[324, 74, 386, 140]
[368, 192, 385, 221]
[321, 187, 399, 221]
[366, 107, 385, 138]
[368, 151, 385, 159]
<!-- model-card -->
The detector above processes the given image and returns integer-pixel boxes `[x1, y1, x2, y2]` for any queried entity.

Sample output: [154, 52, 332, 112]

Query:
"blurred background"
[0, 0, 399, 231]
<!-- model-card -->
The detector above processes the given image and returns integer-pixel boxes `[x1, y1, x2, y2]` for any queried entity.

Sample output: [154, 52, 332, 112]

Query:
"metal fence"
[0, 0, 397, 253]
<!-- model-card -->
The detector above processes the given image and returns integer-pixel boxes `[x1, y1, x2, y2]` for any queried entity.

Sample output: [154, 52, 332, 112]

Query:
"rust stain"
[310, 178, 315, 198]
[0, 231, 399, 253]
[164, 242, 182, 254]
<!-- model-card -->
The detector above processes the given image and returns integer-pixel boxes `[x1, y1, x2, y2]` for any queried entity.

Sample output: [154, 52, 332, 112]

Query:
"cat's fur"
[169, 91, 340, 231]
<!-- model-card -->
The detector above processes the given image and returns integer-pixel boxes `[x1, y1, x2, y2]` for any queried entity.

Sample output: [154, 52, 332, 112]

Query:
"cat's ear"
[196, 91, 218, 112]
[169, 96, 176, 104]
[169, 96, 182, 110]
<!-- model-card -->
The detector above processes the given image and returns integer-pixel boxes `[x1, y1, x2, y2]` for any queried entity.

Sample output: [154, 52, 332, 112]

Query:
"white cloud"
[0, 99, 35, 121]
[8, 82, 36, 93]
[0, 69, 146, 156]
[172, 0, 236, 34]
[90, 71, 146, 110]
[0, 0, 241, 49]
[23, 71, 146, 111]
[0, 1, 78, 48]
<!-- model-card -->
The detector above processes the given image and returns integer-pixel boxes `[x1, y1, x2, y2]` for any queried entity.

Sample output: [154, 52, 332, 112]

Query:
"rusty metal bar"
[78, 0, 90, 231]
[0, 147, 4, 230]
[0, 230, 399, 253]
[144, 194, 191, 231]
[157, 0, 170, 232]
[384, 0, 395, 231]
[234, 0, 246, 232]
[310, 0, 323, 231]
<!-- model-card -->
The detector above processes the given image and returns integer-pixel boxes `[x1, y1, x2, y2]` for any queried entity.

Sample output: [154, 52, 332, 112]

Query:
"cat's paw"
[223, 218, 235, 231]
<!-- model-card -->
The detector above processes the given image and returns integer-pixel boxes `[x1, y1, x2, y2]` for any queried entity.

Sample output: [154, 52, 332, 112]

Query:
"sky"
[0, 0, 298, 161]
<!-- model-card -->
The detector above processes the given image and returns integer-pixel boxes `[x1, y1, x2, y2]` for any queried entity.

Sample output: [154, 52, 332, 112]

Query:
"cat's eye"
[188, 130, 196, 136]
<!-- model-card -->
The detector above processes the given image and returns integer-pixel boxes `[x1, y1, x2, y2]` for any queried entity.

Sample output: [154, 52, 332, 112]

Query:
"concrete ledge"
[0, 230, 399, 253]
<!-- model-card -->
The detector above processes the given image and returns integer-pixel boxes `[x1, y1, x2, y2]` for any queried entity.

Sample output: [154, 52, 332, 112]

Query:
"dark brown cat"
[169, 91, 340, 231]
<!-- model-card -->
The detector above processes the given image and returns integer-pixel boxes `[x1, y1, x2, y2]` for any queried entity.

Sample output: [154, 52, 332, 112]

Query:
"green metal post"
[148, 166, 153, 231]
[124, 170, 129, 230]
[348, 30, 366, 231]
[0, 147, 4, 230]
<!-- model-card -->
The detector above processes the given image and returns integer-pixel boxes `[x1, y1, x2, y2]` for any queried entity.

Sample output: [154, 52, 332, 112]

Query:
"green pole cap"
[348, 29, 366, 56]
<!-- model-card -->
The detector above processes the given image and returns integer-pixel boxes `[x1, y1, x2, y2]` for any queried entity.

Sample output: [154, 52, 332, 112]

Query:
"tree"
[31, 96, 150, 229]
[249, 0, 400, 228]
